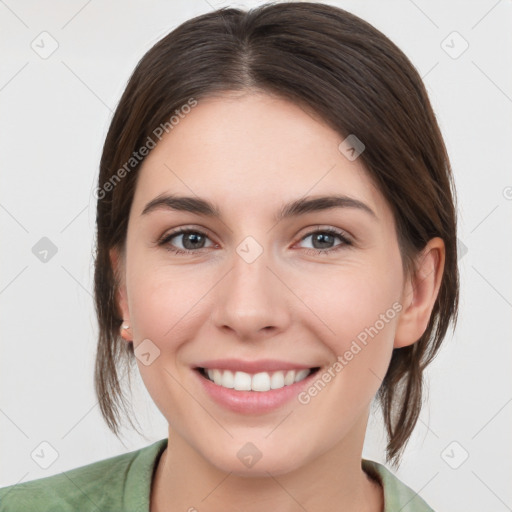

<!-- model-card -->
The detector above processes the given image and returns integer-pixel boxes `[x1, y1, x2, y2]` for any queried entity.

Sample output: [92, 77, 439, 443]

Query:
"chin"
[204, 443, 310, 478]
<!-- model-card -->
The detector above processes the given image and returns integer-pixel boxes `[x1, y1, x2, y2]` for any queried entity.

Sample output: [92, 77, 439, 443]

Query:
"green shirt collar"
[124, 438, 434, 511]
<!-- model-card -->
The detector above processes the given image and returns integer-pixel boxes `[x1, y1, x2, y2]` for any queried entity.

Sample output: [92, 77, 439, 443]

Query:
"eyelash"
[157, 226, 352, 256]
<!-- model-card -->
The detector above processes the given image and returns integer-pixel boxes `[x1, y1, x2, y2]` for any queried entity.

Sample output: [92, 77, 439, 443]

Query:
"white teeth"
[252, 372, 271, 392]
[284, 370, 295, 386]
[294, 369, 310, 383]
[212, 369, 222, 386]
[203, 368, 313, 391]
[270, 371, 285, 389]
[234, 371, 252, 391]
[221, 370, 235, 388]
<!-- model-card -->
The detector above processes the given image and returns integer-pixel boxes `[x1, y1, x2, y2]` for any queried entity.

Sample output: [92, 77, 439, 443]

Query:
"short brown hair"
[93, 1, 459, 467]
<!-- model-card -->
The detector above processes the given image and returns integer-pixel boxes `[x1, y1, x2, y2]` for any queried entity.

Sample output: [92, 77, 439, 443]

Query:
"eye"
[158, 226, 352, 256]
[158, 228, 215, 255]
[297, 227, 352, 255]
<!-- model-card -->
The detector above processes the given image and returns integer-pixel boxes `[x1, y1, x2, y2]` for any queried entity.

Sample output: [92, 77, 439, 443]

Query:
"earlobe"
[120, 322, 132, 341]
[394, 237, 445, 349]
[109, 247, 131, 341]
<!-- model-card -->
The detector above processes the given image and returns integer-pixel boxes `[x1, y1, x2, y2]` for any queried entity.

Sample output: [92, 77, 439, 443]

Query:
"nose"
[210, 245, 292, 341]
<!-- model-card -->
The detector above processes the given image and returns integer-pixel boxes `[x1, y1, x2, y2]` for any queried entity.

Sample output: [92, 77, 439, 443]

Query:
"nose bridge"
[211, 237, 290, 337]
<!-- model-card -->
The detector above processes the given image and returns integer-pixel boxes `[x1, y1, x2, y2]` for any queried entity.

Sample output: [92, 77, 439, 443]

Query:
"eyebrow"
[141, 193, 377, 222]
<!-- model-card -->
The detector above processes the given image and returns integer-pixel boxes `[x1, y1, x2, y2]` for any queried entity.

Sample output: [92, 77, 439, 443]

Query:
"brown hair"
[94, 1, 459, 467]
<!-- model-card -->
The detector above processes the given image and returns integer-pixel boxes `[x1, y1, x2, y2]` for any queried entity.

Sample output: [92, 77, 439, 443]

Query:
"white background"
[1, 1, 511, 510]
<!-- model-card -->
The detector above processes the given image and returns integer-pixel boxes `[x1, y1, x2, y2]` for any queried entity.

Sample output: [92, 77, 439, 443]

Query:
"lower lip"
[194, 369, 319, 414]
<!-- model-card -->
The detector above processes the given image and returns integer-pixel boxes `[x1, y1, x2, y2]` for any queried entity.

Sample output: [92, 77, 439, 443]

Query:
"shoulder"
[0, 438, 167, 512]
[362, 459, 436, 512]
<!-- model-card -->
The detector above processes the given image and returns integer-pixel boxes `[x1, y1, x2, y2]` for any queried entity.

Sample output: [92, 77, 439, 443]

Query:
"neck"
[150, 415, 383, 512]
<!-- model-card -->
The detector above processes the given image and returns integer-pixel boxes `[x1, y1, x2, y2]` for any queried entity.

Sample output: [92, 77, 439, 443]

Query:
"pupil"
[313, 233, 333, 249]
[183, 233, 204, 249]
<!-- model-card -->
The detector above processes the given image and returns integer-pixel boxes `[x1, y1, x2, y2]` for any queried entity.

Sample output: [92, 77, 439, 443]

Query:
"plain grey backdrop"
[1, 0, 511, 510]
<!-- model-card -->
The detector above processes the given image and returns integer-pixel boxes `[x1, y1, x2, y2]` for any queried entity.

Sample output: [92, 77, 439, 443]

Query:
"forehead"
[130, 92, 392, 225]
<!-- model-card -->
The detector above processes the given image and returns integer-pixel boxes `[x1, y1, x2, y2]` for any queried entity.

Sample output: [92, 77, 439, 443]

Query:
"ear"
[109, 247, 131, 342]
[394, 237, 445, 348]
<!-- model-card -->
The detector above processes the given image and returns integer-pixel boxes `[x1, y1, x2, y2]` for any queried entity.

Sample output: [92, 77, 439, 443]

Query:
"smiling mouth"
[196, 367, 320, 392]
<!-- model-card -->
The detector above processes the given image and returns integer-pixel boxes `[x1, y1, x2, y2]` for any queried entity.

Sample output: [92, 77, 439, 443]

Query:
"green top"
[0, 438, 434, 511]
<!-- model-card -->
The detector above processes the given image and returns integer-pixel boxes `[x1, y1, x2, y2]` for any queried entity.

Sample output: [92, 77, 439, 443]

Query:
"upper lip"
[194, 359, 317, 373]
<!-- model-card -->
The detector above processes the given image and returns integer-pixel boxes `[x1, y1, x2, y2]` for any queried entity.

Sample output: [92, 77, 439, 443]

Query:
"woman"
[0, 2, 459, 511]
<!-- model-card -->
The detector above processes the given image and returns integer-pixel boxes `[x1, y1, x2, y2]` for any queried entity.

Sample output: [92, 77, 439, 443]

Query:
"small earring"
[122, 323, 130, 330]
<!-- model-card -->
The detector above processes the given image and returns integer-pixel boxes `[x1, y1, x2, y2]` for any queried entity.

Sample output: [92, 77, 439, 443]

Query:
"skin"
[110, 91, 445, 512]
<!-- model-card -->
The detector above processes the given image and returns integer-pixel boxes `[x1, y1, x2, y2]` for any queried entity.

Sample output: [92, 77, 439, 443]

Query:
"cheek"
[299, 256, 403, 369]
[126, 256, 208, 341]
[125, 261, 207, 416]
[293, 266, 402, 427]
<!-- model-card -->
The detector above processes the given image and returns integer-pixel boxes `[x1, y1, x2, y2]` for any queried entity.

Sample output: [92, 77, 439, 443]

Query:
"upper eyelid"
[160, 226, 215, 243]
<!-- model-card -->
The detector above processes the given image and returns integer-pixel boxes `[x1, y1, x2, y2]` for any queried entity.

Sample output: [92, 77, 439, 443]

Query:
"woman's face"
[114, 91, 411, 475]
